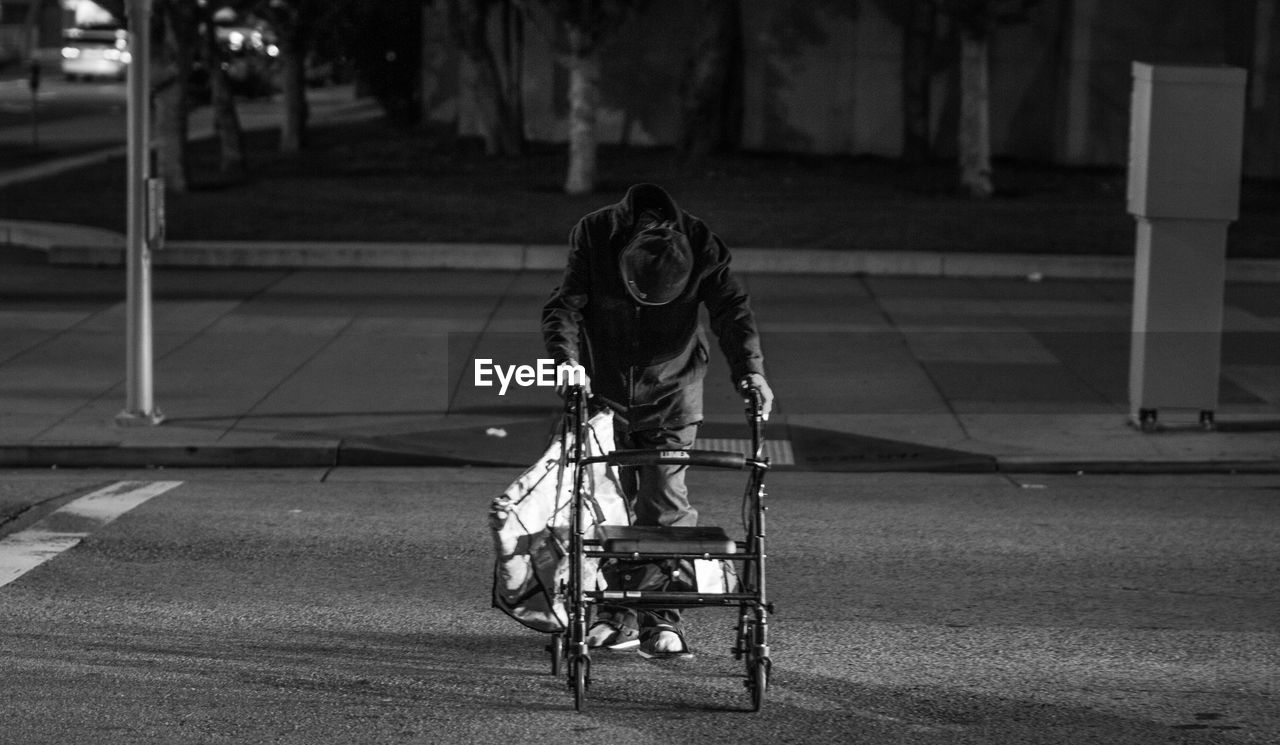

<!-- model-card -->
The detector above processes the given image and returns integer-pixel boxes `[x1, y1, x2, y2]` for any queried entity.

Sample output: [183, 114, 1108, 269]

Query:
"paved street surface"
[1, 468, 1276, 744]
[1, 256, 1277, 742]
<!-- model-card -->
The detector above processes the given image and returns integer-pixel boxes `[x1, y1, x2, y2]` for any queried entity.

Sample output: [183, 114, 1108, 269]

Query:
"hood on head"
[621, 183, 681, 227]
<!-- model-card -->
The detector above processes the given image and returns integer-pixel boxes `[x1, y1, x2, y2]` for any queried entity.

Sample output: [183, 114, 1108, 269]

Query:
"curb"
[3, 443, 1277, 474]
[994, 458, 1280, 475]
[38, 239, 1280, 281]
[5, 220, 1280, 280]
[0, 444, 513, 470]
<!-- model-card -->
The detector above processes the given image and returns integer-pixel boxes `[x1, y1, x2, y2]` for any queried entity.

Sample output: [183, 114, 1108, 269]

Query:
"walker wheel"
[747, 656, 771, 712]
[569, 654, 590, 711]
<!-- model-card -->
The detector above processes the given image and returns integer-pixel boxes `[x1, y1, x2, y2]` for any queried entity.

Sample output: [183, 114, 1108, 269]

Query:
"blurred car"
[212, 10, 280, 97]
[61, 26, 130, 81]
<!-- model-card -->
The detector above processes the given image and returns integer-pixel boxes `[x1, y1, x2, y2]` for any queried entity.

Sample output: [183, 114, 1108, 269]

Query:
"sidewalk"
[2, 87, 1278, 473]
[0, 255, 1277, 473]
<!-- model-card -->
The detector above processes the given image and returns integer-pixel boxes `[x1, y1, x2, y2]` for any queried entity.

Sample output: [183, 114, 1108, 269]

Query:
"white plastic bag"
[490, 409, 629, 632]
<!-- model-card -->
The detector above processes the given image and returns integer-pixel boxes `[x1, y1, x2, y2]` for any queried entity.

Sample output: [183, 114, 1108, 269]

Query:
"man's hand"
[489, 495, 511, 530]
[555, 361, 591, 397]
[740, 373, 774, 420]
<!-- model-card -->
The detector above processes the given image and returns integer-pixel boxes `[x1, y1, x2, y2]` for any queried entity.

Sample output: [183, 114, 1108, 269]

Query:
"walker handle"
[739, 378, 766, 460]
[563, 384, 589, 460]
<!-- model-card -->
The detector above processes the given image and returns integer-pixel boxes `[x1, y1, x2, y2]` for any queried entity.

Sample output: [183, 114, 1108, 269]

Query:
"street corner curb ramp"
[330, 418, 998, 473]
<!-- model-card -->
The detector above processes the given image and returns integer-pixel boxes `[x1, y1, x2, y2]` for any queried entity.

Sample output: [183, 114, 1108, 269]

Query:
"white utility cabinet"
[1127, 62, 1247, 431]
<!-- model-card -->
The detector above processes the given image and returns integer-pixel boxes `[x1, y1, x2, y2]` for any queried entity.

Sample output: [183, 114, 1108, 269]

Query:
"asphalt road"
[1, 467, 1275, 744]
[0, 71, 128, 178]
[0, 73, 124, 137]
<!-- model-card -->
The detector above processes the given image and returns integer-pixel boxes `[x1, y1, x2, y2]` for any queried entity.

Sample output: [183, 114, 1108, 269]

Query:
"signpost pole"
[116, 0, 163, 427]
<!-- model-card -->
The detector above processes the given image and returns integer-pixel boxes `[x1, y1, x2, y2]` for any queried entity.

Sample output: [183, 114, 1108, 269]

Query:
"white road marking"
[0, 480, 183, 588]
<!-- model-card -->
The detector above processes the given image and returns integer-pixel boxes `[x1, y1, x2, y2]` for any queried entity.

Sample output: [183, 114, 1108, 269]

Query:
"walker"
[552, 383, 773, 711]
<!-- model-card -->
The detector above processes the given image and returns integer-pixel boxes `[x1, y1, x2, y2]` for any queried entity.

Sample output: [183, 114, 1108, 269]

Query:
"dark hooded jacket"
[542, 184, 765, 432]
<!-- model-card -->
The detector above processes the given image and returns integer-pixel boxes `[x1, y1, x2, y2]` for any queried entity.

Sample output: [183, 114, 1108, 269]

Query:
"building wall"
[1064, 0, 1255, 167]
[426, 0, 1280, 177]
[1251, 0, 1280, 177]
[516, 1, 706, 146]
[739, 3, 901, 156]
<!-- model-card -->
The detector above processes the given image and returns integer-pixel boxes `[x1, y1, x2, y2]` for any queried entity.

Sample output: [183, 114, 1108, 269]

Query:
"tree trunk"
[458, 54, 496, 152]
[678, 0, 741, 163]
[563, 27, 598, 196]
[152, 0, 195, 194]
[958, 30, 993, 198]
[282, 54, 309, 153]
[153, 83, 188, 193]
[268, 4, 310, 155]
[279, 26, 309, 154]
[499, 0, 526, 152]
[465, 53, 523, 155]
[1249, 0, 1280, 177]
[203, 6, 244, 175]
[902, 0, 935, 164]
[454, 0, 523, 156]
[21, 0, 48, 59]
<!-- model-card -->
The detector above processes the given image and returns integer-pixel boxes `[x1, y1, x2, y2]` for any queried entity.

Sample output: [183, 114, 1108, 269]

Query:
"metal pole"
[116, 0, 163, 427]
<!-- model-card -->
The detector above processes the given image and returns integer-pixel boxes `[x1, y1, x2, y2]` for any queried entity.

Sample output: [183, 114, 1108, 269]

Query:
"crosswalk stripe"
[0, 480, 183, 588]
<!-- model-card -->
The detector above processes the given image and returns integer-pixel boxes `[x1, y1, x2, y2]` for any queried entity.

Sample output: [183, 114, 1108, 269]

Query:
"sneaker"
[586, 621, 640, 650]
[637, 624, 693, 659]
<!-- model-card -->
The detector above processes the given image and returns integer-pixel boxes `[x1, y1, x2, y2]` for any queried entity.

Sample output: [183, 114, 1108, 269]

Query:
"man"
[542, 182, 774, 658]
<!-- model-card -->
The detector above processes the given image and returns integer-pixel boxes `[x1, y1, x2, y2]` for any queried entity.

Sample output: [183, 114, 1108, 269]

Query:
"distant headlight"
[266, 44, 279, 57]
[62, 47, 82, 59]
[120, 51, 132, 64]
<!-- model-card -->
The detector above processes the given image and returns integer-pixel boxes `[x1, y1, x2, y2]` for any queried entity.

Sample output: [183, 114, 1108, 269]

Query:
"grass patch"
[2, 113, 1277, 257]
